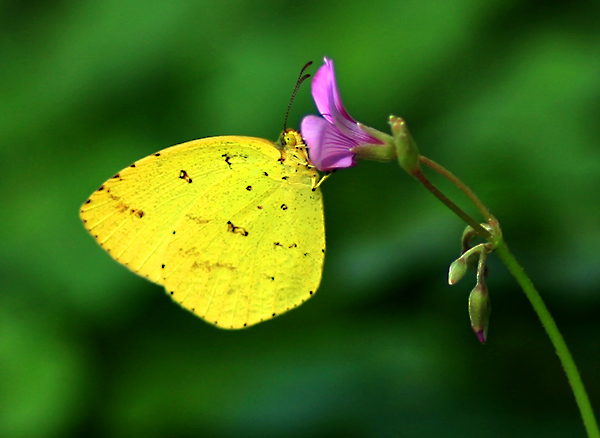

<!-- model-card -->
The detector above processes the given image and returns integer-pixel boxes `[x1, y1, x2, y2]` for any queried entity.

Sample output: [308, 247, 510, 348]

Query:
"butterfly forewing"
[80, 136, 324, 328]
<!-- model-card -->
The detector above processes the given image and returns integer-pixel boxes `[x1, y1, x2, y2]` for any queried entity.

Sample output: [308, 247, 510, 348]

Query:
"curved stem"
[494, 239, 599, 438]
[412, 169, 492, 239]
[419, 155, 494, 222]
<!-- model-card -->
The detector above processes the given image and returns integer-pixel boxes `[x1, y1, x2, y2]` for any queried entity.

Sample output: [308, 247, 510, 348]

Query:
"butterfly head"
[277, 128, 317, 169]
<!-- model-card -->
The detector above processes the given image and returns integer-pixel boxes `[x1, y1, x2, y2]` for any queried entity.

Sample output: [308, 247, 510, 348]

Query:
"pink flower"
[301, 58, 385, 171]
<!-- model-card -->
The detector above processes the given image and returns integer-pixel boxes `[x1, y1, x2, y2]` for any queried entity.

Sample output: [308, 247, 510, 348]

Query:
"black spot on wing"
[227, 220, 248, 236]
[179, 170, 193, 183]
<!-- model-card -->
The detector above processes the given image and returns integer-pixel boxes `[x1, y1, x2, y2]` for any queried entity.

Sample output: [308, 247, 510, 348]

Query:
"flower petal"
[302, 115, 358, 171]
[310, 59, 335, 124]
[300, 115, 328, 167]
[314, 58, 383, 146]
[312, 57, 355, 125]
[301, 57, 386, 171]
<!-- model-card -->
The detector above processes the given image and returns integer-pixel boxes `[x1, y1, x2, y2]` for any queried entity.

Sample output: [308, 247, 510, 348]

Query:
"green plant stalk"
[494, 239, 599, 438]
[396, 127, 596, 435]
[412, 168, 492, 239]
[419, 155, 494, 222]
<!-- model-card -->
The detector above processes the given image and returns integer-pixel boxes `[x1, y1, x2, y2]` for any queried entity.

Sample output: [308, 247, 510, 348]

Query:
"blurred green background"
[2, 0, 599, 437]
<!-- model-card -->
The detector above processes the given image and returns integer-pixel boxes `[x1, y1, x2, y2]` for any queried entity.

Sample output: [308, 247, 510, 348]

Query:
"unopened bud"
[449, 244, 484, 285]
[388, 116, 421, 175]
[468, 282, 491, 344]
[448, 258, 468, 285]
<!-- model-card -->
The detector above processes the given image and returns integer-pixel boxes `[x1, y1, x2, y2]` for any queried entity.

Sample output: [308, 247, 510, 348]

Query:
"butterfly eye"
[283, 131, 296, 147]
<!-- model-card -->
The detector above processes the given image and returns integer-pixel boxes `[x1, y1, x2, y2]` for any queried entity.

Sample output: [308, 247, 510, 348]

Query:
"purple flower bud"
[468, 282, 491, 344]
[300, 57, 385, 171]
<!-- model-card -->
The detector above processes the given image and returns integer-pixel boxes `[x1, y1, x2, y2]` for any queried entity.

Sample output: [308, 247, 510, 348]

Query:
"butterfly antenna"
[283, 61, 313, 132]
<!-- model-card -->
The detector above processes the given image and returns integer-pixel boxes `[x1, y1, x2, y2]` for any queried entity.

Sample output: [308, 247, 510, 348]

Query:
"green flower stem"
[494, 239, 600, 438]
[419, 155, 494, 222]
[412, 168, 492, 239]
[394, 123, 596, 434]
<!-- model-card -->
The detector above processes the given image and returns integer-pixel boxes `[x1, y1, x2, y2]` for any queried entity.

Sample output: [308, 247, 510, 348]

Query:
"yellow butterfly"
[80, 128, 325, 329]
